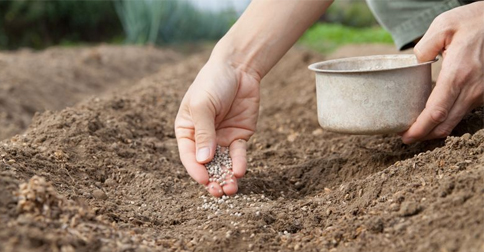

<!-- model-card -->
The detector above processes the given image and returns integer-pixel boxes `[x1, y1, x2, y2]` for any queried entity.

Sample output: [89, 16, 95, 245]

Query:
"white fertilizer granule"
[204, 145, 234, 187]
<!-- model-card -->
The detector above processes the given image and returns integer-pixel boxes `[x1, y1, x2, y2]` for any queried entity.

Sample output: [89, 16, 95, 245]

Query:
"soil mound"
[0, 46, 482, 252]
[0, 45, 180, 140]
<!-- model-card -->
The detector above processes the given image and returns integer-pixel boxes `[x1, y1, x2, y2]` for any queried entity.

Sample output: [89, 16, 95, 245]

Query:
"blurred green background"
[0, 0, 393, 53]
[301, 0, 393, 53]
[0, 1, 122, 49]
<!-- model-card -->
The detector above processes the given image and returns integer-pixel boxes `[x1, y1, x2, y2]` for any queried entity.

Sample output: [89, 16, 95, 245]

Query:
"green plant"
[115, 0, 235, 45]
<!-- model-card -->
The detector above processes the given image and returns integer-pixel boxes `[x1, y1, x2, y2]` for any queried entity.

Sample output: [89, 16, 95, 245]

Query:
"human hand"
[401, 2, 484, 144]
[174, 0, 333, 197]
[175, 59, 260, 197]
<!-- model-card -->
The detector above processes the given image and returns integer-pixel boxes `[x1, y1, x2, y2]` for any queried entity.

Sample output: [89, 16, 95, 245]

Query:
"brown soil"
[0, 45, 180, 140]
[0, 44, 482, 252]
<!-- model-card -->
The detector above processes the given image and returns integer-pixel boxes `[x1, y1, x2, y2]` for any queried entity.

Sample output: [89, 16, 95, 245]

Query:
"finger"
[189, 94, 217, 163]
[221, 140, 247, 196]
[207, 182, 224, 197]
[177, 138, 209, 185]
[229, 139, 248, 178]
[402, 65, 460, 144]
[414, 16, 449, 62]
[422, 84, 482, 141]
[222, 178, 238, 196]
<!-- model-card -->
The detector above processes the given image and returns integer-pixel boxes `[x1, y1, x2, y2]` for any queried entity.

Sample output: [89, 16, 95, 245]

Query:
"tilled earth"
[0, 44, 482, 252]
[0, 45, 179, 139]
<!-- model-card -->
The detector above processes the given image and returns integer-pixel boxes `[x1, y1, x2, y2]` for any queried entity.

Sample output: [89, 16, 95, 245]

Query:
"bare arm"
[213, 0, 333, 79]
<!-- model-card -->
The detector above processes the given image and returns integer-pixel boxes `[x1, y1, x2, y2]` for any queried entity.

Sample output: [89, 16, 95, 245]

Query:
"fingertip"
[401, 137, 417, 145]
[413, 19, 445, 63]
[413, 46, 425, 63]
[207, 182, 224, 197]
[233, 159, 247, 178]
[414, 45, 438, 63]
[222, 178, 238, 196]
[403, 106, 447, 144]
[196, 146, 212, 163]
[401, 128, 419, 144]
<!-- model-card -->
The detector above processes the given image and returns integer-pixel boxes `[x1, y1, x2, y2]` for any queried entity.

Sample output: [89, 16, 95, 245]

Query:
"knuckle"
[189, 97, 206, 110]
[434, 11, 450, 26]
[470, 86, 484, 105]
[174, 127, 182, 137]
[174, 127, 187, 138]
[433, 12, 446, 24]
[453, 67, 473, 86]
[189, 91, 219, 114]
[195, 129, 213, 143]
[429, 107, 448, 124]
[432, 12, 454, 35]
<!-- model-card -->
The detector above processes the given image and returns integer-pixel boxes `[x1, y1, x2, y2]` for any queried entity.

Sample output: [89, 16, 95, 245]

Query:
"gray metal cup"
[308, 54, 437, 134]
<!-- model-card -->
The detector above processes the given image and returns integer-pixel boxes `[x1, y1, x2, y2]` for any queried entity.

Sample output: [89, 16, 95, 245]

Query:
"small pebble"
[104, 178, 116, 187]
[399, 201, 421, 217]
[92, 189, 107, 200]
[389, 203, 400, 212]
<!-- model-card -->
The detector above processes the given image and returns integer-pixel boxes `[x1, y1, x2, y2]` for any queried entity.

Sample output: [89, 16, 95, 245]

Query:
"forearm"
[211, 0, 333, 79]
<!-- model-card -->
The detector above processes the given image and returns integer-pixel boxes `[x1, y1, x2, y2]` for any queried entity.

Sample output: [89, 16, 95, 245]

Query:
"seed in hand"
[204, 145, 234, 187]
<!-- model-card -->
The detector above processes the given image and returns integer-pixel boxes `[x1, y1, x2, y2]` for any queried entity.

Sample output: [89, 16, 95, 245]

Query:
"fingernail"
[196, 147, 210, 162]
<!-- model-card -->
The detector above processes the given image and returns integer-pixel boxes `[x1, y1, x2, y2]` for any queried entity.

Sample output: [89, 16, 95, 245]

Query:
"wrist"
[207, 0, 333, 82]
[209, 33, 265, 83]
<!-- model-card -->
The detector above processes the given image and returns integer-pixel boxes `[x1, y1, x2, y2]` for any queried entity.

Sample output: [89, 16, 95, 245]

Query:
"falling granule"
[197, 194, 269, 219]
[204, 145, 234, 186]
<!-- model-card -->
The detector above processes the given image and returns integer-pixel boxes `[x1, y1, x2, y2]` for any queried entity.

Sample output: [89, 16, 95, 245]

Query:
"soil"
[0, 44, 483, 252]
[0, 45, 180, 140]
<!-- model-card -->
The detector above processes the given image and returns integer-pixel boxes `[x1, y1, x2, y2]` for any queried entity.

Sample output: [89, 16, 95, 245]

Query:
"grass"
[298, 23, 394, 54]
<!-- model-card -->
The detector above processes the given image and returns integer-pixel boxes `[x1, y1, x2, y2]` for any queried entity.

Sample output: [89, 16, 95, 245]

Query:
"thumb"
[414, 18, 449, 63]
[190, 96, 217, 163]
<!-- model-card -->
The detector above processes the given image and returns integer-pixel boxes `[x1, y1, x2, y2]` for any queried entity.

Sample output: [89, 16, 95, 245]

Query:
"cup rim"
[308, 54, 438, 74]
